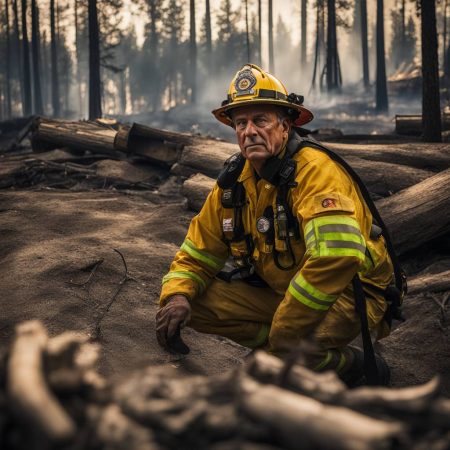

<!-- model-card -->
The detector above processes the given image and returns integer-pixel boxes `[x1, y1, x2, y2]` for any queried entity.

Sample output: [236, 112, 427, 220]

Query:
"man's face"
[232, 105, 291, 169]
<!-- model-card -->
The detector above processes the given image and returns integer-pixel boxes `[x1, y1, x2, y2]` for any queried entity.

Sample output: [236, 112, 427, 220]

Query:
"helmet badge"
[235, 69, 257, 96]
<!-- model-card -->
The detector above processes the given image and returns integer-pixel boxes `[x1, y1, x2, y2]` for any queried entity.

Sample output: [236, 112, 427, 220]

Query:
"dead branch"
[7, 320, 76, 442]
[67, 259, 104, 288]
[93, 249, 135, 339]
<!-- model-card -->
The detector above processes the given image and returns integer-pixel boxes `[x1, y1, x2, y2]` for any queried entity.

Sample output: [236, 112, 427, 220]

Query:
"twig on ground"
[428, 291, 450, 332]
[67, 259, 104, 288]
[93, 249, 135, 340]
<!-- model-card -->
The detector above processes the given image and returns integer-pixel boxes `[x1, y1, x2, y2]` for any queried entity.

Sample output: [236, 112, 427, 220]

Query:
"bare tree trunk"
[205, 0, 212, 65]
[375, 0, 388, 112]
[50, 0, 60, 117]
[443, 0, 448, 71]
[258, 0, 262, 66]
[310, 0, 322, 90]
[326, 0, 340, 90]
[12, 0, 24, 115]
[21, 0, 33, 115]
[88, 0, 102, 119]
[31, 0, 44, 115]
[5, 0, 12, 117]
[245, 0, 250, 62]
[301, 0, 307, 66]
[189, 0, 197, 103]
[268, 0, 274, 72]
[74, 0, 82, 117]
[361, 0, 369, 87]
[149, 0, 158, 111]
[421, 0, 442, 142]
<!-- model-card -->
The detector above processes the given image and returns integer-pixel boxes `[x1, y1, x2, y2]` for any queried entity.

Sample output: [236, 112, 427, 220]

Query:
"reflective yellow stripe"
[180, 239, 225, 270]
[336, 351, 347, 373]
[304, 215, 366, 261]
[314, 350, 333, 371]
[241, 323, 270, 348]
[288, 274, 337, 311]
[162, 270, 206, 292]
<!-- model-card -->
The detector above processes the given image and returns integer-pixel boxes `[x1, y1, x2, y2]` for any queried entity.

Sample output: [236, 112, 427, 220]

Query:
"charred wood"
[377, 169, 450, 255]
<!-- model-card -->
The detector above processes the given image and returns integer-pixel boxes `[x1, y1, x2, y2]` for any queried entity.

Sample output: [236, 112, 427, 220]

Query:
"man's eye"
[236, 121, 246, 129]
[255, 118, 267, 126]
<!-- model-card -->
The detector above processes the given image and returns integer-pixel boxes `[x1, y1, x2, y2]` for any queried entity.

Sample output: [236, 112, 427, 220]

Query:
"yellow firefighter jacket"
[160, 145, 394, 351]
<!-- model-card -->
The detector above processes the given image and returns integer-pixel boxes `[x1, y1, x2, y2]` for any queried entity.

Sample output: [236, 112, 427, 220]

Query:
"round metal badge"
[235, 70, 257, 94]
[257, 216, 271, 234]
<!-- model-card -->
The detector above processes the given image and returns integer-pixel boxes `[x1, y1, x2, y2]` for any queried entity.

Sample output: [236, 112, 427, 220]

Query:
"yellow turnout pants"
[187, 278, 388, 374]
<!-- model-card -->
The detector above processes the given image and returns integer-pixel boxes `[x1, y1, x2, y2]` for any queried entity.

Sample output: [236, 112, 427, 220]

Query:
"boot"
[340, 346, 390, 388]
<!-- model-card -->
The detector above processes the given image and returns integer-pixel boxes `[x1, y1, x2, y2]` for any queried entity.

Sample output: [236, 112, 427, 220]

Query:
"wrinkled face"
[232, 105, 291, 169]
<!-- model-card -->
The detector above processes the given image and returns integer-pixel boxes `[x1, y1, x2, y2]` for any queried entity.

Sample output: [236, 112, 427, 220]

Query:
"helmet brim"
[212, 99, 314, 128]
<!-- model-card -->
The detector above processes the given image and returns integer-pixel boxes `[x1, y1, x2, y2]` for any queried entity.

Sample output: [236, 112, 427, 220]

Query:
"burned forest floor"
[0, 114, 450, 450]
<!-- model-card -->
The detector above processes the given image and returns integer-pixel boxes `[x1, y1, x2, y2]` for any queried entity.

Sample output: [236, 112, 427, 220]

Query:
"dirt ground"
[0, 189, 248, 383]
[0, 188, 449, 394]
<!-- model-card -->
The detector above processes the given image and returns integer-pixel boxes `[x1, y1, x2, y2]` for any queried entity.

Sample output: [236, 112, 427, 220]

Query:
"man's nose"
[243, 120, 258, 137]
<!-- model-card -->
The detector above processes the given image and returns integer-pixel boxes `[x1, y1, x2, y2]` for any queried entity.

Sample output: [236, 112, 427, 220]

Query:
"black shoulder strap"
[217, 152, 246, 190]
[296, 136, 404, 294]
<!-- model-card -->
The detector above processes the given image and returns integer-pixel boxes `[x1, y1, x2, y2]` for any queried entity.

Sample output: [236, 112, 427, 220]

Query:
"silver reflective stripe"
[318, 224, 361, 235]
[290, 278, 334, 308]
[326, 240, 366, 253]
[305, 228, 315, 243]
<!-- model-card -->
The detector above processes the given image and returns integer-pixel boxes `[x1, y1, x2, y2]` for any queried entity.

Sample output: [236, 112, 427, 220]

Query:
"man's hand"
[156, 295, 191, 354]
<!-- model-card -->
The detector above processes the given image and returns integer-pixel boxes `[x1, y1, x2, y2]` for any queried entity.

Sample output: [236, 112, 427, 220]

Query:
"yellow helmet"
[212, 64, 313, 127]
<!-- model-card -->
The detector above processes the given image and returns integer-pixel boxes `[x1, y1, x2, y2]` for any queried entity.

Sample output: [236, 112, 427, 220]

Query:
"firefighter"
[155, 64, 398, 385]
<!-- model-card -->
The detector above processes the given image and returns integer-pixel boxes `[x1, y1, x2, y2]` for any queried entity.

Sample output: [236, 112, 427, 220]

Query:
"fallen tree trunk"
[175, 142, 436, 196]
[31, 118, 182, 167]
[327, 142, 450, 172]
[395, 114, 450, 136]
[407, 270, 450, 295]
[377, 168, 450, 255]
[182, 168, 450, 256]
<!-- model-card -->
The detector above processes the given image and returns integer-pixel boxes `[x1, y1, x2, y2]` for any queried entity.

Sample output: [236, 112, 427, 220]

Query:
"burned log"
[377, 168, 450, 255]
[407, 270, 450, 295]
[328, 142, 450, 172]
[31, 118, 182, 167]
[395, 114, 450, 136]
[175, 142, 437, 196]
[181, 173, 215, 211]
[181, 168, 450, 256]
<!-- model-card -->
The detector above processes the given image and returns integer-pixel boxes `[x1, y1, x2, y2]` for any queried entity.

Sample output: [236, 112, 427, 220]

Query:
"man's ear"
[282, 118, 291, 135]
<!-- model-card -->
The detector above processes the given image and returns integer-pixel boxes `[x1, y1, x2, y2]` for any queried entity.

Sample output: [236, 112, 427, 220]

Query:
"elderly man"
[156, 64, 403, 385]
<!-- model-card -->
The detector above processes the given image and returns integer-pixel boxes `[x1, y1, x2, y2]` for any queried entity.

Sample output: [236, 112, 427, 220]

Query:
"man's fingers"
[167, 317, 182, 339]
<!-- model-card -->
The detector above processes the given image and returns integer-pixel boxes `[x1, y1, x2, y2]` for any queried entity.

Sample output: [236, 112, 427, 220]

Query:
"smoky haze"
[0, 0, 433, 138]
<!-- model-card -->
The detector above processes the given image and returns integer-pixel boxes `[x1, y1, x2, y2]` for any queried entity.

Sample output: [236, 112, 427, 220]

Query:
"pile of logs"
[1, 320, 450, 450]
[2, 116, 449, 279]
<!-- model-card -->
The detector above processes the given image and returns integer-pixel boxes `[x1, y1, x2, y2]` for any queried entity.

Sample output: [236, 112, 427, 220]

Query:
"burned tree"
[88, 0, 102, 119]
[301, 0, 307, 66]
[326, 0, 340, 90]
[421, 0, 442, 142]
[5, 0, 12, 117]
[375, 0, 388, 112]
[204, 0, 212, 66]
[21, 0, 32, 115]
[12, 0, 24, 114]
[31, 0, 44, 115]
[189, 0, 197, 103]
[360, 0, 369, 87]
[268, 0, 274, 72]
[50, 0, 60, 117]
